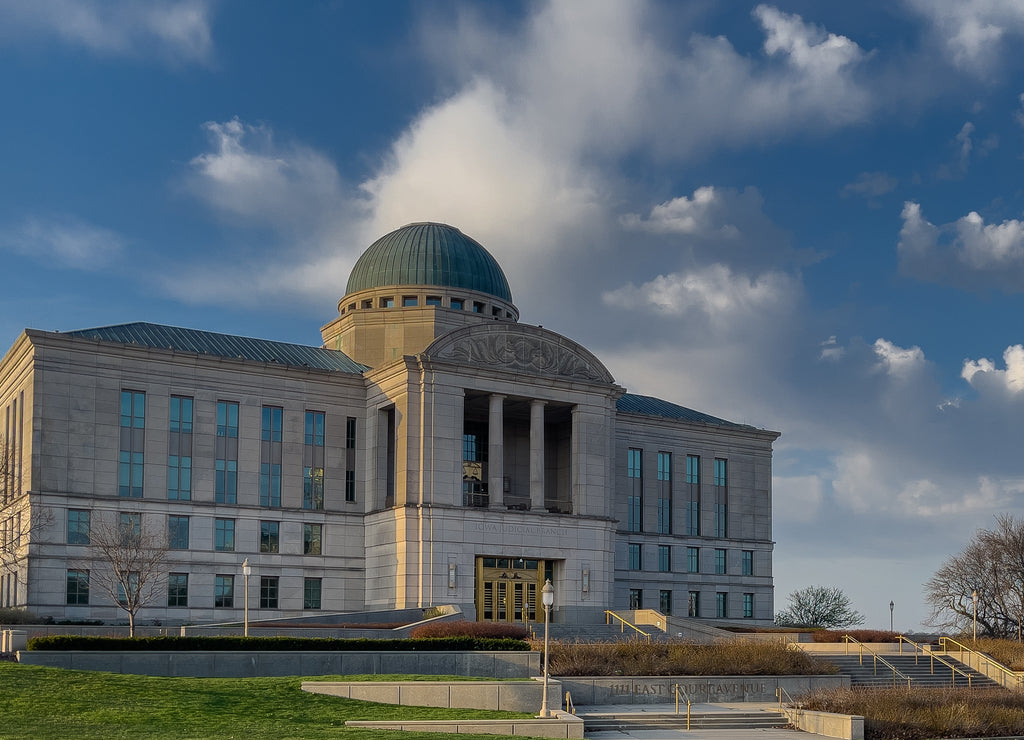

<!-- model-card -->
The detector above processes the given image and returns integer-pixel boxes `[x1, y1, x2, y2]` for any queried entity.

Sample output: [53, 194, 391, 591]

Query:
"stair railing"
[842, 635, 913, 688]
[939, 636, 1023, 689]
[672, 683, 692, 729]
[604, 611, 651, 642]
[777, 686, 802, 713]
[897, 635, 973, 687]
[564, 691, 575, 716]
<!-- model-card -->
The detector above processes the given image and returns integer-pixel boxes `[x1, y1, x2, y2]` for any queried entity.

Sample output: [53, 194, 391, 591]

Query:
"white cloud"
[819, 336, 844, 361]
[905, 0, 1024, 75]
[0, 0, 213, 64]
[621, 186, 745, 238]
[773, 474, 825, 523]
[0, 216, 123, 269]
[841, 171, 898, 199]
[602, 264, 797, 326]
[962, 344, 1024, 394]
[873, 338, 926, 378]
[898, 201, 1024, 292]
[1016, 93, 1024, 127]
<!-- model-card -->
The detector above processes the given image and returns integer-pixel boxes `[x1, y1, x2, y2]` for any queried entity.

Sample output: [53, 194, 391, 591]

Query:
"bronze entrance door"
[475, 557, 545, 623]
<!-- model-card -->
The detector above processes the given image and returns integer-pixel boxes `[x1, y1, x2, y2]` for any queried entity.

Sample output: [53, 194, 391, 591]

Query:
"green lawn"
[0, 663, 540, 740]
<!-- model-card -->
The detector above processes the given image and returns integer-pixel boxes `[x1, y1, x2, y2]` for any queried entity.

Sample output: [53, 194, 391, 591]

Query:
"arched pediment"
[423, 324, 615, 384]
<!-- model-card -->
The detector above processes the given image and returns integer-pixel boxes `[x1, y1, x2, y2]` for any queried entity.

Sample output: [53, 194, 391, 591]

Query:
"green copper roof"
[63, 322, 367, 373]
[346, 222, 513, 302]
[617, 393, 755, 430]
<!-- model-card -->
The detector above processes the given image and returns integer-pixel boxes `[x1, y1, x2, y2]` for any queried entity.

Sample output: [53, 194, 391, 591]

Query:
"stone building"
[0, 222, 779, 625]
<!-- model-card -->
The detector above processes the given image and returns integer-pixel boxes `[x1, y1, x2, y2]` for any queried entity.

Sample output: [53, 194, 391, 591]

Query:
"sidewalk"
[575, 701, 831, 740]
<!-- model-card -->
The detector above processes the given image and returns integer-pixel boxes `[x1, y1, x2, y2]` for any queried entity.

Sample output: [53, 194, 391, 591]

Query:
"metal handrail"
[897, 635, 973, 687]
[605, 611, 651, 642]
[842, 635, 913, 687]
[673, 683, 692, 729]
[939, 636, 1023, 688]
[777, 686, 801, 713]
[564, 691, 575, 716]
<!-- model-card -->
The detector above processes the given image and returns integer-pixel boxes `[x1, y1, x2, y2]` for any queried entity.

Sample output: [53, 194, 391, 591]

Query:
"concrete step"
[817, 652, 1000, 689]
[582, 710, 789, 732]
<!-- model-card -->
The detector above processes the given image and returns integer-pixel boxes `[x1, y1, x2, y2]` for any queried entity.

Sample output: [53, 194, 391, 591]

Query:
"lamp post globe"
[242, 558, 252, 637]
[539, 579, 554, 718]
[889, 600, 894, 633]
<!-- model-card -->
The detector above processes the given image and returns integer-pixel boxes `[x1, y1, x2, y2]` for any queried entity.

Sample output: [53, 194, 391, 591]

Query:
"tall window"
[168, 573, 188, 607]
[119, 513, 141, 544]
[260, 521, 280, 553]
[685, 454, 700, 536]
[119, 390, 145, 497]
[743, 593, 754, 618]
[215, 518, 235, 552]
[462, 426, 487, 507]
[688, 591, 700, 618]
[659, 589, 672, 615]
[260, 406, 283, 507]
[167, 396, 193, 500]
[687, 546, 699, 573]
[657, 451, 672, 534]
[629, 588, 642, 609]
[345, 417, 357, 502]
[303, 411, 325, 510]
[742, 550, 754, 576]
[168, 515, 189, 550]
[628, 543, 642, 570]
[713, 458, 728, 538]
[304, 577, 322, 609]
[216, 401, 239, 504]
[66, 570, 89, 605]
[260, 576, 279, 609]
[214, 575, 234, 608]
[715, 548, 727, 574]
[67, 509, 90, 545]
[716, 592, 728, 618]
[627, 448, 642, 532]
[303, 523, 322, 555]
[658, 544, 671, 572]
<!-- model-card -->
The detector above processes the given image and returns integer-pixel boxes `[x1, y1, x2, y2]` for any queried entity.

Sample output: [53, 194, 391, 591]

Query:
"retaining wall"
[302, 679, 558, 712]
[558, 675, 848, 705]
[783, 708, 864, 740]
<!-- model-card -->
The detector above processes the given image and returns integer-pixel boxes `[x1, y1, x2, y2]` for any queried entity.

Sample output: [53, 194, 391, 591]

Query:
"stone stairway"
[581, 708, 790, 733]
[818, 652, 1000, 688]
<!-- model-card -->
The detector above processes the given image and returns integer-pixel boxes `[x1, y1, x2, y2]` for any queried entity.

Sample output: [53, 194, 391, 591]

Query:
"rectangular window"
[304, 577, 322, 609]
[742, 550, 753, 576]
[261, 406, 283, 507]
[687, 546, 699, 573]
[627, 543, 642, 570]
[657, 451, 672, 534]
[304, 410, 325, 447]
[66, 569, 89, 605]
[657, 451, 671, 481]
[303, 523, 322, 555]
[215, 518, 235, 552]
[215, 575, 234, 608]
[743, 593, 754, 618]
[688, 591, 700, 617]
[117, 572, 140, 605]
[67, 509, 90, 545]
[303, 467, 324, 510]
[472, 301, 484, 313]
[714, 458, 727, 486]
[260, 521, 280, 553]
[629, 588, 642, 609]
[658, 545, 671, 572]
[450, 298, 464, 310]
[168, 573, 188, 607]
[659, 589, 672, 615]
[119, 390, 145, 497]
[402, 296, 418, 307]
[345, 470, 356, 502]
[716, 592, 728, 618]
[260, 576, 279, 609]
[168, 396, 193, 501]
[657, 498, 671, 535]
[168, 515, 189, 550]
[715, 548, 727, 575]
[713, 458, 728, 537]
[346, 417, 357, 449]
[686, 454, 700, 536]
[216, 401, 239, 504]
[627, 447, 642, 532]
[380, 296, 395, 308]
[425, 296, 442, 307]
[119, 512, 141, 545]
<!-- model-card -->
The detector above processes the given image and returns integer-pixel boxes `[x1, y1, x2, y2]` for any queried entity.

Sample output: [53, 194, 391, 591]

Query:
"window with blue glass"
[628, 543, 642, 570]
[658, 544, 671, 572]
[743, 593, 754, 618]
[119, 391, 145, 497]
[67, 509, 90, 545]
[216, 401, 239, 504]
[687, 546, 699, 573]
[657, 451, 671, 534]
[168, 515, 189, 550]
[214, 518, 235, 551]
[168, 396, 193, 501]
[715, 548, 727, 574]
[260, 406, 283, 507]
[685, 455, 700, 536]
[716, 592, 728, 618]
[627, 448, 642, 532]
[742, 550, 753, 576]
[713, 458, 727, 538]
[303, 410, 325, 510]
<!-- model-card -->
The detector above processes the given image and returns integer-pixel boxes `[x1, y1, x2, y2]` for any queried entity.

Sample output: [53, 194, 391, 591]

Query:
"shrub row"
[811, 629, 900, 643]
[409, 621, 529, 640]
[27, 635, 530, 652]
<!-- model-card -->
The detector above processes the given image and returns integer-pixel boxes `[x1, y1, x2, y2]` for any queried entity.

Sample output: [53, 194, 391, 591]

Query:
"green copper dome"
[346, 223, 513, 302]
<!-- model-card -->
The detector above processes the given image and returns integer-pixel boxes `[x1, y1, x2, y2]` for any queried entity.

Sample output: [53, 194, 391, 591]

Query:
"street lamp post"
[972, 590, 978, 642]
[539, 579, 554, 718]
[242, 558, 252, 637]
[889, 601, 894, 633]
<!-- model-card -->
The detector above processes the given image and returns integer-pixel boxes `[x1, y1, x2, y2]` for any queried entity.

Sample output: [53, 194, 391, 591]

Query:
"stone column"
[488, 394, 505, 508]
[530, 399, 546, 511]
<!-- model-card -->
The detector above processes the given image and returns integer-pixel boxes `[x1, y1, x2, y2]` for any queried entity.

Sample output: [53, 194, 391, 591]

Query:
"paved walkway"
[575, 701, 831, 740]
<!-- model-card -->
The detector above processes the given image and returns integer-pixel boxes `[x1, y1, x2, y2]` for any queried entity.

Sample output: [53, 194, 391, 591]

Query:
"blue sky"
[4, 0, 1024, 631]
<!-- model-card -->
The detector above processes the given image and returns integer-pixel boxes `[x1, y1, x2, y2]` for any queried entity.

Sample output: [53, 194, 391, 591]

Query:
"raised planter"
[302, 678, 557, 712]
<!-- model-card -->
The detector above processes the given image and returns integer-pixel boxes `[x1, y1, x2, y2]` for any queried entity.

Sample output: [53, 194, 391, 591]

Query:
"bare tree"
[775, 585, 866, 629]
[0, 434, 52, 584]
[83, 511, 169, 636]
[925, 513, 1024, 638]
